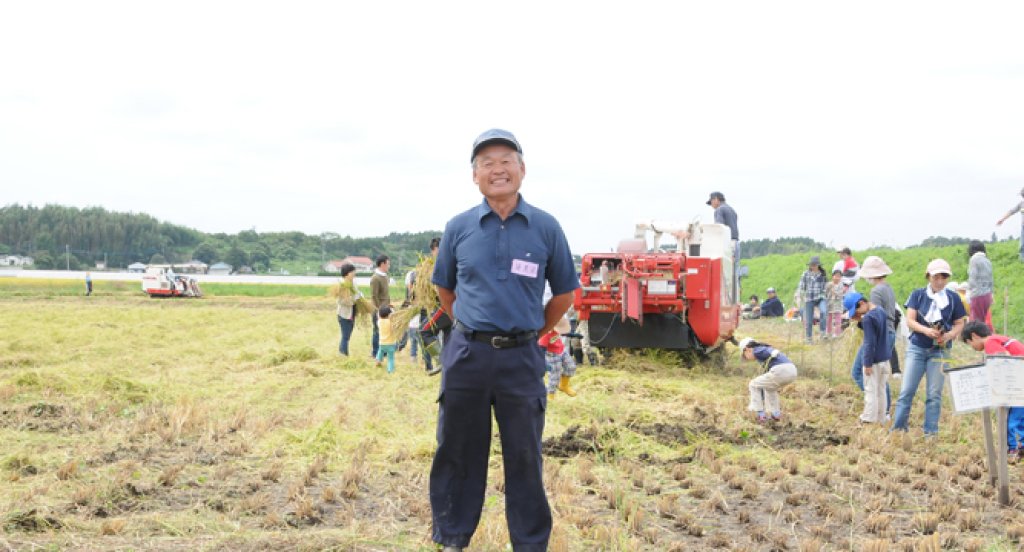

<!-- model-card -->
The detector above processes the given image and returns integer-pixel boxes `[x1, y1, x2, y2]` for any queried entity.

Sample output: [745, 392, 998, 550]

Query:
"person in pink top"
[962, 320, 1024, 461]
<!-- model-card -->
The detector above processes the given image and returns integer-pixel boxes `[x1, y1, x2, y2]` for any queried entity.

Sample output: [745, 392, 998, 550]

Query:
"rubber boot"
[558, 376, 576, 397]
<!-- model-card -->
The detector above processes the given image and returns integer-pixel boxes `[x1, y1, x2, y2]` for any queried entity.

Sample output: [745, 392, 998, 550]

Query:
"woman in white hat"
[891, 259, 968, 435]
[850, 256, 897, 411]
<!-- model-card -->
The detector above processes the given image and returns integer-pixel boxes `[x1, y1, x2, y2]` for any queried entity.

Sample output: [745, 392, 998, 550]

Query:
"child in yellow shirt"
[376, 306, 399, 374]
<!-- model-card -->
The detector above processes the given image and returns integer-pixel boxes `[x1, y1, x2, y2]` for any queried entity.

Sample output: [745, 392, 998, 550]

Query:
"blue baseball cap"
[471, 129, 522, 162]
[843, 292, 865, 319]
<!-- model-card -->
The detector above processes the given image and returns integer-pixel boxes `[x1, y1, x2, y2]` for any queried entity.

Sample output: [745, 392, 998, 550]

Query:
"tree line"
[0, 204, 439, 272]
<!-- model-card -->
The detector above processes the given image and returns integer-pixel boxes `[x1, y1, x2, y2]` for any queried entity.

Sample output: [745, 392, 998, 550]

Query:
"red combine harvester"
[573, 221, 740, 353]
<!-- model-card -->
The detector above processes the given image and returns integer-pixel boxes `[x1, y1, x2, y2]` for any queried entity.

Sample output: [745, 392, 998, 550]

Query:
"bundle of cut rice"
[409, 255, 440, 312]
[327, 283, 341, 298]
[355, 297, 376, 316]
[387, 306, 420, 337]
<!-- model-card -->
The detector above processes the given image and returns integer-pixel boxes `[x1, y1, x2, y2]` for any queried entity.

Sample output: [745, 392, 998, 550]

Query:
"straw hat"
[859, 256, 893, 279]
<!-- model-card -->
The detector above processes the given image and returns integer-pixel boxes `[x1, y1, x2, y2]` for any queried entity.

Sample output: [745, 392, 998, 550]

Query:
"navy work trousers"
[429, 328, 551, 551]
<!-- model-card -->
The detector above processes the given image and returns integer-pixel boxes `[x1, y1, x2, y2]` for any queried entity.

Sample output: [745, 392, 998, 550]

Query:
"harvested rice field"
[2, 283, 1023, 551]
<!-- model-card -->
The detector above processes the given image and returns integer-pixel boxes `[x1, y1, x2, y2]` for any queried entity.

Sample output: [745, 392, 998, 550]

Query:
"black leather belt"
[455, 321, 538, 349]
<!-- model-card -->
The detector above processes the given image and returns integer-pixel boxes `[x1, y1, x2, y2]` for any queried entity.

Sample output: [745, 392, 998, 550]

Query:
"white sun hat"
[859, 256, 893, 279]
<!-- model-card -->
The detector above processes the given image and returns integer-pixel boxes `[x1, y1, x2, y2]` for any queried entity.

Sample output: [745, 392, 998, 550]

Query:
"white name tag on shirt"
[511, 259, 539, 278]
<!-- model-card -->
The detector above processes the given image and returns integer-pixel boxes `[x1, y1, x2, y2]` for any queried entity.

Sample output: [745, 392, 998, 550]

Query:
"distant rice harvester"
[141, 267, 203, 298]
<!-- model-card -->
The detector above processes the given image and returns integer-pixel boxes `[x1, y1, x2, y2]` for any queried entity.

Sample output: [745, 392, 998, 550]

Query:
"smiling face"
[473, 144, 525, 203]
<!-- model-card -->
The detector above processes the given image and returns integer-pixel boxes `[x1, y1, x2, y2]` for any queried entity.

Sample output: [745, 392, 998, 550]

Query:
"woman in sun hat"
[891, 259, 968, 435]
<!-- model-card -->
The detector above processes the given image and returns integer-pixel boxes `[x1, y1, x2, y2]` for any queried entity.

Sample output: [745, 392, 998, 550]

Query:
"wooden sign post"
[945, 356, 1024, 506]
[981, 408, 998, 488]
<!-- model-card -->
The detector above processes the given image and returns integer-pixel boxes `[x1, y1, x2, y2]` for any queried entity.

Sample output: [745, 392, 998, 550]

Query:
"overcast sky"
[2, 2, 1023, 255]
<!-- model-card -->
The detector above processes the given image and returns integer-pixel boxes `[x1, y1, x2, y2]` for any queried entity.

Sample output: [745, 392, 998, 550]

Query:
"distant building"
[0, 255, 33, 267]
[209, 262, 233, 275]
[176, 260, 209, 274]
[127, 262, 147, 273]
[341, 256, 374, 273]
[323, 259, 347, 273]
[238, 265, 254, 274]
[95, 260, 107, 270]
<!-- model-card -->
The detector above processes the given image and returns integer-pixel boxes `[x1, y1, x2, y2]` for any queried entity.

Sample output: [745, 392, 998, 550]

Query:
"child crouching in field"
[375, 306, 398, 374]
[538, 317, 577, 399]
[740, 338, 798, 423]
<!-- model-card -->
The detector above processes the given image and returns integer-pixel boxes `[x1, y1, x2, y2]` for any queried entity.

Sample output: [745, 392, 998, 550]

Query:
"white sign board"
[945, 356, 1024, 413]
[946, 364, 992, 413]
[988, 357, 1024, 406]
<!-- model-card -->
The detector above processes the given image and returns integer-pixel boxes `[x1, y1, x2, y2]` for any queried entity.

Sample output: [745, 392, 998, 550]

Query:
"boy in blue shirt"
[845, 292, 892, 425]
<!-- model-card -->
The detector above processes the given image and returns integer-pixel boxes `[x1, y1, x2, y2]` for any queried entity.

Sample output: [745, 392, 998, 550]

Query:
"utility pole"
[66, 244, 70, 271]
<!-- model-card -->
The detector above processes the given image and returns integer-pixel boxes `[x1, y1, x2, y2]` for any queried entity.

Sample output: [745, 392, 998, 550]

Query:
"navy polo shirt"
[433, 195, 579, 334]
[904, 287, 967, 349]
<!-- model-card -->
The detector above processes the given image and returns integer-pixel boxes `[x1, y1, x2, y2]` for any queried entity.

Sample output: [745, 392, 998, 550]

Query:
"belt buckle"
[490, 335, 505, 348]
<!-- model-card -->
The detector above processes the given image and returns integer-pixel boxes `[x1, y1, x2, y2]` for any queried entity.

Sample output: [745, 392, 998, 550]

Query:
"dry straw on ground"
[0, 287, 1012, 550]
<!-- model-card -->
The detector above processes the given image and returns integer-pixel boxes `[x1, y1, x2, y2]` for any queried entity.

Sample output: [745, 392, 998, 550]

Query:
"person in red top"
[962, 320, 1024, 356]
[962, 320, 1024, 461]
[538, 317, 577, 399]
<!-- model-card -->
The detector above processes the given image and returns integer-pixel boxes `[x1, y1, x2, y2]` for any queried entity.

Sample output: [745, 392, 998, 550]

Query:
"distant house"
[127, 262, 147, 273]
[0, 255, 33, 267]
[238, 265, 254, 274]
[209, 262, 233, 275]
[177, 260, 209, 274]
[341, 256, 374, 273]
[323, 259, 347, 273]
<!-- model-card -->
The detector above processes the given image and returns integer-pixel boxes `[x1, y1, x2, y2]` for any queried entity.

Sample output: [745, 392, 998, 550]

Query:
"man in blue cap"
[430, 129, 579, 551]
[844, 292, 892, 425]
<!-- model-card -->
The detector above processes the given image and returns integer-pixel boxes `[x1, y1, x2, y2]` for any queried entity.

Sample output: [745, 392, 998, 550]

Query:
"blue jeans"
[802, 298, 826, 339]
[892, 342, 949, 434]
[408, 328, 434, 371]
[1009, 408, 1024, 450]
[371, 311, 380, 358]
[851, 327, 894, 413]
[338, 315, 355, 355]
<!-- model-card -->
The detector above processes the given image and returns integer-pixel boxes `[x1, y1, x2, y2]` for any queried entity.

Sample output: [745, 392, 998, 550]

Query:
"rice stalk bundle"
[410, 255, 440, 311]
[388, 306, 420, 336]
[354, 297, 377, 329]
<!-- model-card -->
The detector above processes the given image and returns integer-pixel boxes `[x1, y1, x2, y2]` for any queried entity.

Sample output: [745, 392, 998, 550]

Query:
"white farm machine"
[141, 267, 203, 298]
